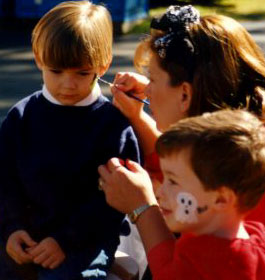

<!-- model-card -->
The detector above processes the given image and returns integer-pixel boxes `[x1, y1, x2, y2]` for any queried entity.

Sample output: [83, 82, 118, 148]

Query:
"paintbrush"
[98, 77, 150, 106]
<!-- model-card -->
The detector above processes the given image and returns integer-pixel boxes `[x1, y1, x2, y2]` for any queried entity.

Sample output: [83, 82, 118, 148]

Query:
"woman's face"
[145, 55, 189, 132]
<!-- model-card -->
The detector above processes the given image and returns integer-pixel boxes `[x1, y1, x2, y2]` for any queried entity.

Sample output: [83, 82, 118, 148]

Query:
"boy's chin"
[165, 218, 183, 233]
[56, 96, 79, 105]
[165, 218, 196, 234]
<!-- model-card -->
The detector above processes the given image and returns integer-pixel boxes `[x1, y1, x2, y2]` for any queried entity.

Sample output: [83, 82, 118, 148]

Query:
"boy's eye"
[168, 178, 177, 185]
[50, 69, 62, 74]
[78, 72, 90, 76]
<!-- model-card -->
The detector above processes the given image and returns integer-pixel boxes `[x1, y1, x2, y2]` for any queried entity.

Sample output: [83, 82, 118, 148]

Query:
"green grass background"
[129, 0, 265, 34]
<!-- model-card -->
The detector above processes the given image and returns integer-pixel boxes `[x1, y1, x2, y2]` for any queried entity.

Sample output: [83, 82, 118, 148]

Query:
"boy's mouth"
[60, 94, 77, 99]
[160, 207, 172, 216]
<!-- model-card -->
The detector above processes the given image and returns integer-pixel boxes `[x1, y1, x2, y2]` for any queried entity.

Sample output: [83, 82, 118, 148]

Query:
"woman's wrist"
[128, 203, 158, 224]
[135, 205, 174, 253]
[126, 106, 145, 123]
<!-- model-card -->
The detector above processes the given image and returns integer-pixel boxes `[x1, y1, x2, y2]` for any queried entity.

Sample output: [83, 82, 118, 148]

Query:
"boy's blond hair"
[156, 110, 265, 212]
[32, 1, 112, 69]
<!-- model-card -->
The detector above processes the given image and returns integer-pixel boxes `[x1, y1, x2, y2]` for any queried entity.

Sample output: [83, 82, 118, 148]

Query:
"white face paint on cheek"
[175, 192, 198, 224]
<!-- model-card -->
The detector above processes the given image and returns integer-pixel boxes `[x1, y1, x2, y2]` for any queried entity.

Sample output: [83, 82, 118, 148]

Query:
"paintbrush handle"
[126, 92, 150, 105]
[98, 78, 149, 105]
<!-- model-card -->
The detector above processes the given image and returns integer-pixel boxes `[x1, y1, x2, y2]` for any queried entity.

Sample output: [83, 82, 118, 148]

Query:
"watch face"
[129, 212, 138, 223]
[129, 204, 154, 224]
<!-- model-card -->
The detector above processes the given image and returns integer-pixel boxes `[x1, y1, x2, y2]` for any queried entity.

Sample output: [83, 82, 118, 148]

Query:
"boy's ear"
[97, 58, 112, 77]
[34, 52, 43, 71]
[179, 81, 193, 114]
[213, 186, 237, 211]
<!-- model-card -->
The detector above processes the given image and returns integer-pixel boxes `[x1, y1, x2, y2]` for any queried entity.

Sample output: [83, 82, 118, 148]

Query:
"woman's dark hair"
[134, 7, 265, 118]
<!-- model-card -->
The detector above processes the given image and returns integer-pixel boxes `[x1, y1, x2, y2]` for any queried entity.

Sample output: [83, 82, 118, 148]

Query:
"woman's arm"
[111, 72, 161, 156]
[135, 203, 174, 254]
[98, 158, 174, 254]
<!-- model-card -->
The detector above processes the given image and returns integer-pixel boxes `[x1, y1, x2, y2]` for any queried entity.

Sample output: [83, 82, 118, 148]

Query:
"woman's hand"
[98, 158, 157, 214]
[98, 158, 174, 255]
[113, 72, 149, 98]
[111, 72, 149, 120]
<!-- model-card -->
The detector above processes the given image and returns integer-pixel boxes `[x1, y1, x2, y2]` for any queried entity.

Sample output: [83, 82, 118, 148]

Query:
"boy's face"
[158, 148, 218, 235]
[37, 62, 99, 105]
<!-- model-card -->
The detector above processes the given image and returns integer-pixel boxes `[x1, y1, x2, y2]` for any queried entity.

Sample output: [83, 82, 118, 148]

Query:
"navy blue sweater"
[0, 91, 141, 259]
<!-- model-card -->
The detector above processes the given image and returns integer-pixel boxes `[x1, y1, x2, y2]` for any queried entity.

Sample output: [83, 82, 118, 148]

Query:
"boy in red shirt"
[99, 110, 265, 280]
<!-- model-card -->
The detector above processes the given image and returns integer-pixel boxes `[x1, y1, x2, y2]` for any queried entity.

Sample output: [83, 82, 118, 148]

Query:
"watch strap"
[128, 204, 157, 224]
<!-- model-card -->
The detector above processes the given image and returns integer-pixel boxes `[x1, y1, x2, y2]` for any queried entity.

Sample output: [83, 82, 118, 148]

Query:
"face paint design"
[197, 205, 208, 214]
[175, 192, 198, 224]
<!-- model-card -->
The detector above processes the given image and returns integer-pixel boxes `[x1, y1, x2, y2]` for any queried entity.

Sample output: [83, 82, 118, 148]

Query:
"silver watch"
[128, 204, 156, 224]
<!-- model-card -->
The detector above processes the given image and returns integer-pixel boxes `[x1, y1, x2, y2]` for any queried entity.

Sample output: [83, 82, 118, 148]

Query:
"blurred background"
[0, 0, 264, 123]
[1, 1, 265, 33]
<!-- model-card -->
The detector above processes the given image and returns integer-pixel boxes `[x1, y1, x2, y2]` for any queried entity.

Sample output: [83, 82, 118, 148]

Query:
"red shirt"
[246, 196, 265, 225]
[148, 222, 265, 280]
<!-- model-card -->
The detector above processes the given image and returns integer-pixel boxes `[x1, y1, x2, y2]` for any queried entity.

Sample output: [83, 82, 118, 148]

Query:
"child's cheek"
[174, 192, 199, 224]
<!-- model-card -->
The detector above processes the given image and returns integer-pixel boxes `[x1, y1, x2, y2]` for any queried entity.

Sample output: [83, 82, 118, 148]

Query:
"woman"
[99, 4, 265, 279]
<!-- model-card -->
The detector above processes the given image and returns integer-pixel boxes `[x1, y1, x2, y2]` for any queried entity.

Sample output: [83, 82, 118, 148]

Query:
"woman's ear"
[213, 186, 237, 212]
[34, 52, 43, 71]
[179, 82, 193, 114]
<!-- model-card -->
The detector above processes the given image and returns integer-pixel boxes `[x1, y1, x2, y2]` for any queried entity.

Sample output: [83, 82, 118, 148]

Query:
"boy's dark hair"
[156, 110, 265, 212]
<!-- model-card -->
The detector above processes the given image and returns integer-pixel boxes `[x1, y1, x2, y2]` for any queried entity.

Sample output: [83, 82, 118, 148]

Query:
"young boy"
[99, 109, 265, 280]
[0, 1, 140, 280]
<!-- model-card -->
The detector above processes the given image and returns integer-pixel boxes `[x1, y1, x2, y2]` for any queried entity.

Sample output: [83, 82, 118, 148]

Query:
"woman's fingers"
[125, 159, 144, 173]
[113, 72, 133, 91]
[113, 72, 149, 96]
[98, 157, 157, 213]
[98, 158, 124, 190]
[107, 157, 124, 172]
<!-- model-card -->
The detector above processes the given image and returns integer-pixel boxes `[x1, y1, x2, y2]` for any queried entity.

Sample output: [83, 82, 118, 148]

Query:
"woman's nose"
[144, 82, 151, 99]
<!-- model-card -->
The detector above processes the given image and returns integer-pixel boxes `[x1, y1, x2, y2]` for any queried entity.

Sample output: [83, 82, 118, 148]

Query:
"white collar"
[42, 83, 101, 106]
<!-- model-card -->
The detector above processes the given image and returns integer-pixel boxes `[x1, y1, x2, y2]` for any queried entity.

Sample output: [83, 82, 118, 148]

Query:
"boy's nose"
[62, 76, 76, 89]
[155, 183, 164, 201]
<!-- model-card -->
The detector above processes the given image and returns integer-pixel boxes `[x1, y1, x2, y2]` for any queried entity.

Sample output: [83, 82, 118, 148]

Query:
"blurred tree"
[190, 0, 221, 5]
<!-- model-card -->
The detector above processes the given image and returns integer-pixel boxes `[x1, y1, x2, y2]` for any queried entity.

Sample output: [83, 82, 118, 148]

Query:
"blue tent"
[15, 0, 149, 23]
